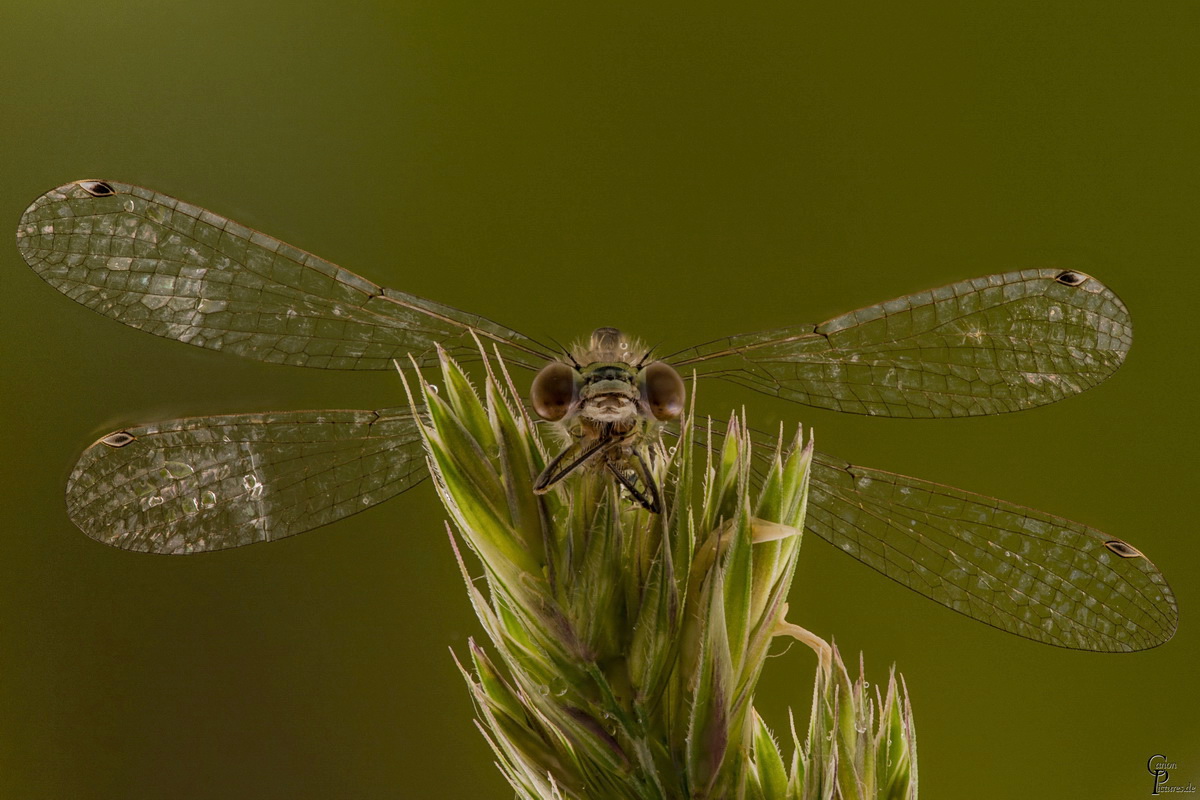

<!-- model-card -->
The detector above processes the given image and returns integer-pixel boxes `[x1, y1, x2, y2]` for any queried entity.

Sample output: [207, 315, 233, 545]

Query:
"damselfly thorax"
[530, 327, 685, 513]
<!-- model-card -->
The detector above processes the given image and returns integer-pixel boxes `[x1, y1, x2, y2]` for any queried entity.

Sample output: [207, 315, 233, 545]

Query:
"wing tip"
[17, 179, 125, 266]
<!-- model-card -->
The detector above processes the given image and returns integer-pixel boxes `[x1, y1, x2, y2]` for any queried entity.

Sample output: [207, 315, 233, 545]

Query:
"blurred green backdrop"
[1, 2, 1196, 798]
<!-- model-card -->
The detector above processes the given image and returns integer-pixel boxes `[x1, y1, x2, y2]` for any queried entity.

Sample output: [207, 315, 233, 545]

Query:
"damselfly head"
[530, 328, 686, 426]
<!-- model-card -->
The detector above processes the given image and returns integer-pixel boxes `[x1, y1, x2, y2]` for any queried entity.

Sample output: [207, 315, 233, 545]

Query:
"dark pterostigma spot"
[1104, 539, 1144, 559]
[1054, 270, 1088, 287]
[78, 180, 116, 197]
[100, 431, 137, 448]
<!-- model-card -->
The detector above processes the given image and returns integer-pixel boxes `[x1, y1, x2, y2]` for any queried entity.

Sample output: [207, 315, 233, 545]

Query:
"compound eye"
[531, 362, 578, 421]
[641, 361, 685, 421]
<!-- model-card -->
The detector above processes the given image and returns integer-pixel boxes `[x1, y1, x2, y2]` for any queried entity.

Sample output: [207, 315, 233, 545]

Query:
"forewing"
[17, 180, 550, 369]
[67, 408, 426, 554]
[667, 270, 1132, 417]
[807, 451, 1177, 651]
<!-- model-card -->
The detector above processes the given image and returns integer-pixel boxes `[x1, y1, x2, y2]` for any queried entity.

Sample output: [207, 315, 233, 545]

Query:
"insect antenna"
[548, 336, 582, 369]
[635, 340, 665, 368]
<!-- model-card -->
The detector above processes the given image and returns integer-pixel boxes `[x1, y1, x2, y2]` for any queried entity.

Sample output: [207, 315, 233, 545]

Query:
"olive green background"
[1, 3, 1196, 798]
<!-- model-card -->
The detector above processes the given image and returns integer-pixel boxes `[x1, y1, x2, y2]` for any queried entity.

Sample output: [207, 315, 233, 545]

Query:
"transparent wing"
[16, 180, 552, 370]
[66, 408, 426, 554]
[670, 420, 1177, 652]
[805, 451, 1177, 651]
[666, 270, 1132, 417]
